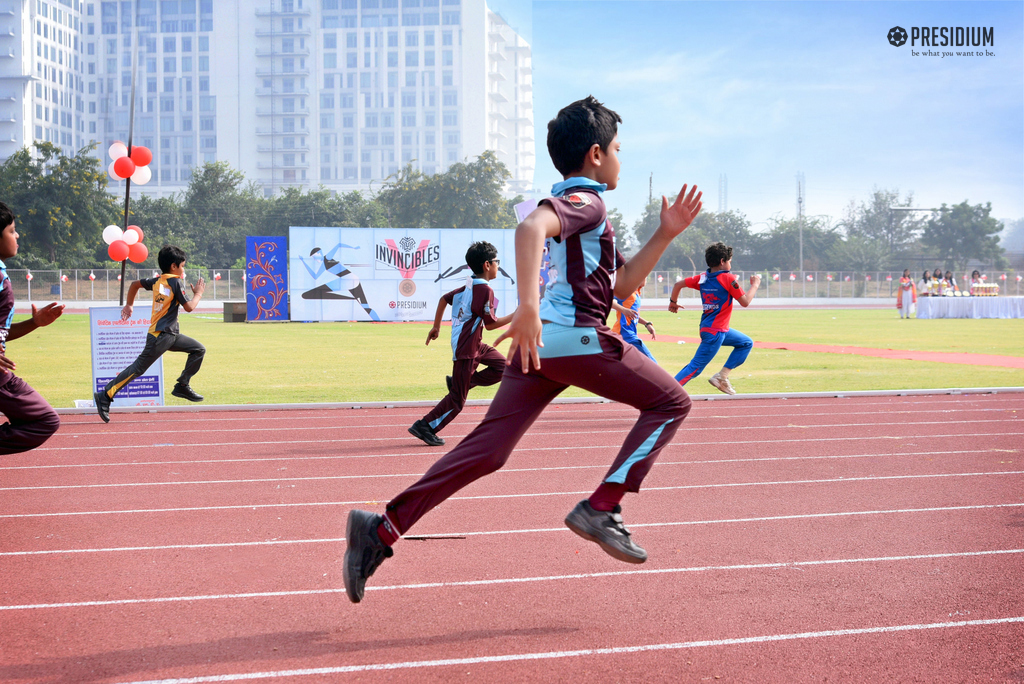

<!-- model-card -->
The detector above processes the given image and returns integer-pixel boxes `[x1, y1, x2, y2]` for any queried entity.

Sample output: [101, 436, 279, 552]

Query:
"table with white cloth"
[916, 296, 1024, 319]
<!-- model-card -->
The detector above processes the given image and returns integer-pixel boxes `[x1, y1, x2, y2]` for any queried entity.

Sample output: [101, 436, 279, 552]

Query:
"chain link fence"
[641, 271, 1024, 300]
[4, 269, 247, 302]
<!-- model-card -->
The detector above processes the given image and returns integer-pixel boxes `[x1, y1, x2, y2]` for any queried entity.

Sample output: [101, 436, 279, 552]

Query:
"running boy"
[344, 96, 702, 603]
[611, 281, 656, 361]
[94, 245, 206, 422]
[0, 202, 62, 454]
[668, 242, 759, 395]
[408, 241, 514, 447]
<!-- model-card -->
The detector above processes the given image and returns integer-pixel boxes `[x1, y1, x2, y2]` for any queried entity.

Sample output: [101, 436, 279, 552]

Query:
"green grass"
[9, 309, 1024, 408]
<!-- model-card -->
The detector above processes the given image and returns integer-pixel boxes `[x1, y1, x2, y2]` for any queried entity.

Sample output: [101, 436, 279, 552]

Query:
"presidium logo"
[887, 24, 995, 56]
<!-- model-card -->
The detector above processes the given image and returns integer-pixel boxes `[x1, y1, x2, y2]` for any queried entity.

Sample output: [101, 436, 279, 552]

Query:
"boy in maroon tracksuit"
[0, 202, 63, 455]
[344, 96, 703, 602]
[409, 241, 513, 447]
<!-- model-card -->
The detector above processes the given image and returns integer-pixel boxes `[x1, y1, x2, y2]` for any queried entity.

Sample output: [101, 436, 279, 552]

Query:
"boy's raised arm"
[617, 185, 702, 298]
[495, 204, 561, 373]
[120, 280, 143, 320]
[6, 303, 64, 342]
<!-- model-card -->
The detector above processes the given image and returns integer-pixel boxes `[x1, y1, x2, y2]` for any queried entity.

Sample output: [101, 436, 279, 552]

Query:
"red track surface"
[2, 394, 1023, 683]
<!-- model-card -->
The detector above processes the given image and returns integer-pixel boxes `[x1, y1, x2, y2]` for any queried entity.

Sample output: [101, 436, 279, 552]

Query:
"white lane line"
[110, 616, 1024, 683]
[4, 503, 1021, 557]
[3, 549, 1022, 611]
[0, 447, 1010, 473]
[3, 470, 1023, 518]
[27, 430, 1024, 453]
[6, 460, 1024, 493]
[46, 409, 1022, 438]
[34, 413, 1024, 446]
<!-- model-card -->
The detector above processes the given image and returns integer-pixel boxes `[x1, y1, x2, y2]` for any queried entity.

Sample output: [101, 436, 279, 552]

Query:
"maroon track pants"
[0, 374, 60, 455]
[384, 329, 691, 537]
[422, 344, 506, 433]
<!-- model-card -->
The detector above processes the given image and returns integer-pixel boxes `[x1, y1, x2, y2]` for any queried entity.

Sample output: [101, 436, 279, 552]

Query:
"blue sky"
[489, 0, 1024, 232]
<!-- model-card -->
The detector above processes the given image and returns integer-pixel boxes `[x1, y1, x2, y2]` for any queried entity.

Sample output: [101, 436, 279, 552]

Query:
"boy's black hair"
[465, 241, 498, 276]
[705, 242, 733, 268]
[158, 245, 188, 273]
[546, 95, 622, 176]
[0, 201, 15, 230]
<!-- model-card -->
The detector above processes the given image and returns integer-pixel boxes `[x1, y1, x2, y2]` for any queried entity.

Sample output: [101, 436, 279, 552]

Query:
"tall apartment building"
[0, 0, 534, 199]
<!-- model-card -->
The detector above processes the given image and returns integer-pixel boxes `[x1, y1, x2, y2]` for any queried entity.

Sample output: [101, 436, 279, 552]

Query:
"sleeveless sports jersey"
[682, 269, 745, 333]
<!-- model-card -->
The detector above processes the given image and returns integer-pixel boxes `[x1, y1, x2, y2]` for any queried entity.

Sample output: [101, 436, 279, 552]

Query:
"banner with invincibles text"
[288, 227, 518, 322]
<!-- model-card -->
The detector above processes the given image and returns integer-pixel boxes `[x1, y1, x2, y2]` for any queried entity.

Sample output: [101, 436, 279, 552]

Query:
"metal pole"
[119, 0, 140, 306]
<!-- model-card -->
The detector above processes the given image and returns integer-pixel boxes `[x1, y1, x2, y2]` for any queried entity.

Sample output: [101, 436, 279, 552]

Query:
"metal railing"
[641, 271, 1024, 300]
[4, 269, 247, 302]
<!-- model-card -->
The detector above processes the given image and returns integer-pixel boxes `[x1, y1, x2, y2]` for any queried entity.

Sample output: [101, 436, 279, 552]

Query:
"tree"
[178, 162, 263, 267]
[826, 235, 890, 272]
[128, 194, 195, 269]
[748, 216, 840, 271]
[922, 201, 1005, 270]
[377, 151, 520, 229]
[0, 142, 120, 267]
[840, 188, 922, 264]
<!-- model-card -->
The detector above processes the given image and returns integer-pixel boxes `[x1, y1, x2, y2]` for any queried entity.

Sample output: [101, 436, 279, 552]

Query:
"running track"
[1, 393, 1022, 682]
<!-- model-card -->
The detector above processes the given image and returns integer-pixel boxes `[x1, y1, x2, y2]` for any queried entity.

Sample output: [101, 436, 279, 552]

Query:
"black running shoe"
[343, 509, 394, 603]
[445, 375, 453, 393]
[565, 500, 648, 563]
[408, 419, 444, 446]
[171, 384, 204, 402]
[94, 390, 111, 423]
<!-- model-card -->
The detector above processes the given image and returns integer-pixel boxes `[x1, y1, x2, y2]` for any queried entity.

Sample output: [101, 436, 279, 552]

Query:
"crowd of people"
[897, 267, 999, 317]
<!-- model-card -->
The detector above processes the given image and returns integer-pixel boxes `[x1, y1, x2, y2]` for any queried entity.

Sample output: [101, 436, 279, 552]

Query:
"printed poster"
[89, 306, 163, 407]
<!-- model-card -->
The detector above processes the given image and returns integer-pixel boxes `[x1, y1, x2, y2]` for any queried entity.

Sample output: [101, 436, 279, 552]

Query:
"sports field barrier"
[3, 269, 1022, 303]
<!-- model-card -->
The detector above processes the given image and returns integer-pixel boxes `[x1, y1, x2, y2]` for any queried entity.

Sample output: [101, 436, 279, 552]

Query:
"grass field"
[8, 308, 1024, 408]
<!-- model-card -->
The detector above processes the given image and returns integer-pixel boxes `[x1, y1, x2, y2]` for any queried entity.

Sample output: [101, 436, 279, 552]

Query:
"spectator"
[969, 270, 982, 296]
[918, 270, 932, 297]
[897, 268, 916, 319]
[943, 270, 959, 295]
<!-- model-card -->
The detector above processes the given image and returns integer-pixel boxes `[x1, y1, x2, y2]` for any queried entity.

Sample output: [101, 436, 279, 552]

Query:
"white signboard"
[289, 227, 518, 322]
[89, 306, 164, 407]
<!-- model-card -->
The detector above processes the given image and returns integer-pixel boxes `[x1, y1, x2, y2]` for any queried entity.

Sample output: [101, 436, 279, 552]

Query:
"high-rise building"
[0, 0, 533, 199]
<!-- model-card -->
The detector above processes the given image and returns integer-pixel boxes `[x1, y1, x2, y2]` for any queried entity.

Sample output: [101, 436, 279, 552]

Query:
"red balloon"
[129, 146, 153, 167]
[113, 156, 136, 179]
[128, 241, 149, 264]
[108, 240, 130, 262]
[126, 225, 144, 242]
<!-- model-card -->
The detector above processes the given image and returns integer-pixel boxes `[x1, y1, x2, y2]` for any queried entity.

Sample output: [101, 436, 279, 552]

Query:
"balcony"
[257, 144, 309, 152]
[487, 70, 506, 81]
[255, 28, 312, 37]
[255, 128, 306, 136]
[256, 107, 310, 116]
[256, 87, 311, 96]
[256, 67, 309, 77]
[255, 48, 311, 57]
[487, 91, 508, 103]
[255, 7, 312, 16]
[257, 160, 309, 170]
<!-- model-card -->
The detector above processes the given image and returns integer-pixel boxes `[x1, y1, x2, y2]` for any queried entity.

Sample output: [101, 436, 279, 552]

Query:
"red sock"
[376, 519, 399, 547]
[589, 482, 628, 512]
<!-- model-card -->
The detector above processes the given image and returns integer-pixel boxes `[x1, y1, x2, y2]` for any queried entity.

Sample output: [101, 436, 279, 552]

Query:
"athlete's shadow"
[2, 625, 579, 683]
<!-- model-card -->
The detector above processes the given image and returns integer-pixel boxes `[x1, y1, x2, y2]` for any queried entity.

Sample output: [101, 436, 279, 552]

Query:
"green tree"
[632, 197, 753, 272]
[840, 188, 921, 265]
[0, 142, 120, 267]
[179, 162, 263, 267]
[826, 235, 890, 272]
[748, 216, 840, 271]
[922, 201, 1005, 270]
[127, 193, 194, 268]
[377, 151, 520, 229]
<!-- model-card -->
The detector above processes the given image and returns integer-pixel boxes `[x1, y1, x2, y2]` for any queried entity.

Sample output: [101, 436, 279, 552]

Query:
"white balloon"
[108, 142, 128, 160]
[108, 160, 120, 181]
[102, 225, 123, 245]
[130, 165, 152, 185]
[123, 229, 139, 245]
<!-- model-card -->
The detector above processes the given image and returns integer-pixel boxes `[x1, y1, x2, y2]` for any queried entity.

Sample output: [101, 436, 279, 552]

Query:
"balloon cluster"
[107, 142, 153, 185]
[102, 224, 148, 263]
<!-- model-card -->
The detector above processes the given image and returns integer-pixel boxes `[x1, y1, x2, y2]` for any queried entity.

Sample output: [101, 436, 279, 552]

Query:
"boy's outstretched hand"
[659, 184, 703, 239]
[494, 307, 543, 374]
[191, 277, 205, 296]
[31, 303, 64, 327]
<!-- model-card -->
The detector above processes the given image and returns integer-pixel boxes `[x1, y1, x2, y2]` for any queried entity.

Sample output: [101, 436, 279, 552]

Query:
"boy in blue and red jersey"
[611, 282, 656, 361]
[408, 241, 513, 447]
[0, 201, 62, 455]
[669, 242, 760, 394]
[343, 95, 703, 603]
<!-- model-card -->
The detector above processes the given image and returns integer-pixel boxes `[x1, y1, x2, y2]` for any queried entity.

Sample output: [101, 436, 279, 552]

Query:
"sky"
[489, 0, 1024, 233]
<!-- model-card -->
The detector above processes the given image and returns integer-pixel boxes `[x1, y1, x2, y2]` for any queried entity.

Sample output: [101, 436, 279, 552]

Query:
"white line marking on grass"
[3, 470, 1022, 518]
[3, 549, 1022, 611]
[4, 503, 1021, 556]
[28, 430, 1024, 453]
[110, 616, 1024, 683]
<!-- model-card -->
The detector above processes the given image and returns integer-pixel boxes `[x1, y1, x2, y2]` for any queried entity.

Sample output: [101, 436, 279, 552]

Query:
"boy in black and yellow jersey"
[95, 245, 206, 422]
